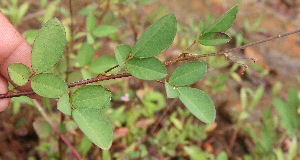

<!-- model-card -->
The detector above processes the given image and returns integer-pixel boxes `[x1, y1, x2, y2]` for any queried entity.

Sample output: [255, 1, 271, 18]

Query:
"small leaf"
[87, 32, 95, 44]
[126, 57, 167, 80]
[274, 98, 297, 136]
[71, 85, 111, 110]
[33, 119, 52, 138]
[204, 5, 238, 34]
[199, 32, 231, 46]
[216, 151, 228, 160]
[89, 56, 119, 74]
[31, 18, 66, 73]
[8, 63, 31, 86]
[86, 14, 96, 31]
[92, 25, 118, 38]
[177, 87, 215, 123]
[77, 43, 94, 66]
[31, 73, 68, 98]
[72, 108, 113, 150]
[23, 29, 38, 44]
[287, 87, 299, 110]
[57, 93, 72, 115]
[132, 13, 177, 58]
[114, 44, 131, 67]
[165, 81, 179, 98]
[197, 20, 205, 38]
[169, 61, 207, 86]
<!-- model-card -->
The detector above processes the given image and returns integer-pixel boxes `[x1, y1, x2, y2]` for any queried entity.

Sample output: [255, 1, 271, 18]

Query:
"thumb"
[0, 75, 9, 111]
[0, 12, 33, 111]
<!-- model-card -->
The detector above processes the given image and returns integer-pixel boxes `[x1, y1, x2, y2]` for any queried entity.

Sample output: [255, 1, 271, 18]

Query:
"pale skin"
[0, 12, 32, 111]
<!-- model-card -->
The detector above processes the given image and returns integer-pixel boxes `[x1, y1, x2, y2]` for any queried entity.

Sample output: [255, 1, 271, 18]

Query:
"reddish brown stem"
[0, 29, 299, 99]
[0, 73, 132, 99]
[165, 29, 300, 65]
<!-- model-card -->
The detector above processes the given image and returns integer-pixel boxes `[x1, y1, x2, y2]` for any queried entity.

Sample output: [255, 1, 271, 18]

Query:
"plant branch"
[32, 100, 83, 160]
[0, 29, 299, 99]
[0, 73, 132, 99]
[164, 29, 300, 65]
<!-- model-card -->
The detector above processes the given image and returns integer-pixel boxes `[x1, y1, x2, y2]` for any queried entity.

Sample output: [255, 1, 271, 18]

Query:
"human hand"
[0, 11, 32, 112]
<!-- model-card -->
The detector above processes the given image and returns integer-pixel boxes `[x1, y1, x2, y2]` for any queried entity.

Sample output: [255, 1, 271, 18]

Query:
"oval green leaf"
[77, 43, 95, 66]
[86, 13, 96, 31]
[71, 85, 111, 110]
[92, 25, 118, 38]
[31, 18, 66, 73]
[126, 57, 167, 80]
[169, 61, 207, 86]
[132, 13, 177, 58]
[114, 44, 131, 68]
[165, 81, 179, 98]
[57, 93, 72, 115]
[177, 87, 215, 124]
[72, 108, 113, 150]
[89, 56, 119, 74]
[31, 73, 68, 98]
[199, 32, 231, 46]
[8, 63, 31, 86]
[203, 5, 238, 34]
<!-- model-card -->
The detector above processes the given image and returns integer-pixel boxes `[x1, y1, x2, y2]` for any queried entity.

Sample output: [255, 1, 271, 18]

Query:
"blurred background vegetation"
[0, 0, 300, 159]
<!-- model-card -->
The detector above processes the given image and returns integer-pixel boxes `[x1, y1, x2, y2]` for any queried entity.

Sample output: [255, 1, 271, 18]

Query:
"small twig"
[104, 65, 119, 74]
[0, 73, 132, 99]
[68, 73, 131, 87]
[164, 29, 300, 65]
[184, 40, 197, 52]
[32, 100, 83, 160]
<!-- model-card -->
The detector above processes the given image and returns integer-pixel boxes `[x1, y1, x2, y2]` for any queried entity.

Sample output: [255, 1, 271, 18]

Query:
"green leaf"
[23, 29, 38, 44]
[197, 20, 205, 38]
[203, 5, 238, 34]
[33, 119, 52, 138]
[86, 14, 96, 31]
[165, 81, 179, 98]
[77, 136, 92, 157]
[114, 44, 131, 68]
[273, 98, 297, 136]
[126, 57, 167, 80]
[287, 87, 299, 109]
[31, 18, 66, 73]
[77, 43, 94, 66]
[288, 137, 297, 160]
[132, 13, 177, 58]
[87, 32, 95, 44]
[72, 108, 113, 150]
[199, 32, 231, 46]
[31, 73, 68, 98]
[92, 25, 118, 38]
[168, 61, 207, 86]
[177, 87, 215, 123]
[8, 63, 31, 86]
[17, 3, 29, 24]
[57, 93, 72, 115]
[89, 56, 119, 74]
[71, 85, 111, 110]
[216, 151, 228, 160]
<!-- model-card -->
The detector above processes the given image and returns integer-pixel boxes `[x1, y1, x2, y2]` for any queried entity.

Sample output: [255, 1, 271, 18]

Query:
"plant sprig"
[1, 5, 300, 151]
[1, 29, 298, 99]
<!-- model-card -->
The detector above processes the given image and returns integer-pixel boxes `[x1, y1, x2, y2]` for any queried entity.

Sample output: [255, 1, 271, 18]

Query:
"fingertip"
[0, 75, 10, 112]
